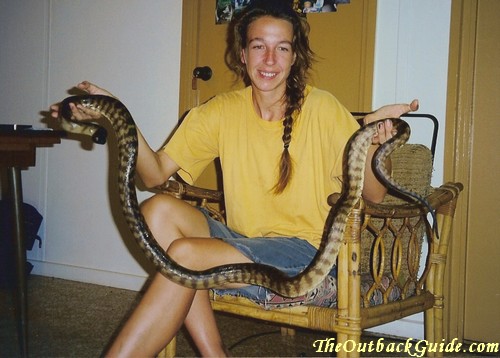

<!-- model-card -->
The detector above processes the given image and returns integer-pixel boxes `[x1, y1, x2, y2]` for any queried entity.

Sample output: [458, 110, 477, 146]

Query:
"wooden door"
[445, 0, 500, 344]
[179, 0, 376, 189]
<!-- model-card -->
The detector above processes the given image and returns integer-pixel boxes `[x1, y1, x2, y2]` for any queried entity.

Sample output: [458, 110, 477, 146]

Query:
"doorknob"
[193, 66, 212, 81]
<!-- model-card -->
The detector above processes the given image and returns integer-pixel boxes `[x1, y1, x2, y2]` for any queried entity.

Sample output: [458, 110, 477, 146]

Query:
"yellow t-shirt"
[164, 85, 359, 248]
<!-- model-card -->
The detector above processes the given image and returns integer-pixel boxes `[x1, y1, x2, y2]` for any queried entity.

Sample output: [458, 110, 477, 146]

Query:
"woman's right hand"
[50, 81, 115, 120]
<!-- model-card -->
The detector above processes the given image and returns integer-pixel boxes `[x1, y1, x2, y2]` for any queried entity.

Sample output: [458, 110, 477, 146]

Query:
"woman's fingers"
[77, 81, 114, 97]
[50, 81, 112, 120]
[372, 119, 394, 145]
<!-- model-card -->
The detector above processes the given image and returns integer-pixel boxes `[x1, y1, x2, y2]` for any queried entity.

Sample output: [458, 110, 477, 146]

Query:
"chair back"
[360, 143, 433, 306]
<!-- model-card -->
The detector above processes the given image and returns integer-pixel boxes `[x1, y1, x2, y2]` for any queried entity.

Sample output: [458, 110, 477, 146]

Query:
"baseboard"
[28, 260, 148, 291]
[366, 313, 424, 340]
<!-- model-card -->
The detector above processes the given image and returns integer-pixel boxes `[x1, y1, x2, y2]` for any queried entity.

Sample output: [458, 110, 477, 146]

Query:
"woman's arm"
[361, 99, 419, 202]
[50, 81, 179, 188]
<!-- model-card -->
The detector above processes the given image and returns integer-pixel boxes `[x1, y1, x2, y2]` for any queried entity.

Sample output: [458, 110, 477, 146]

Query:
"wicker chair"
[156, 117, 462, 357]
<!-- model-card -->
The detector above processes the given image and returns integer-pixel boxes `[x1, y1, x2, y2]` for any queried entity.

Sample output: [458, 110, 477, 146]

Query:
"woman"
[52, 1, 418, 356]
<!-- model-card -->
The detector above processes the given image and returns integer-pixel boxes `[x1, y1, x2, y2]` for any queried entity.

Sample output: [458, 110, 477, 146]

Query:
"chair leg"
[434, 304, 444, 358]
[337, 333, 349, 358]
[425, 304, 445, 358]
[337, 332, 361, 358]
[280, 327, 296, 336]
[157, 336, 176, 358]
[425, 307, 435, 357]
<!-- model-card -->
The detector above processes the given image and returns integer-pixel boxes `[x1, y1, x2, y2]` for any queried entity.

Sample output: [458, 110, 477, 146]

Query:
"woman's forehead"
[246, 16, 294, 43]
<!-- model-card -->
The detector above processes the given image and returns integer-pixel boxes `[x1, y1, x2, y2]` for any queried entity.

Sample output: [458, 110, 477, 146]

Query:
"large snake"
[59, 94, 434, 298]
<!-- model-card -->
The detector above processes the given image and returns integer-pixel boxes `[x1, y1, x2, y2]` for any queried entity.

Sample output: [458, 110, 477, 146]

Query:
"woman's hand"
[50, 81, 115, 120]
[361, 99, 419, 202]
[364, 99, 419, 145]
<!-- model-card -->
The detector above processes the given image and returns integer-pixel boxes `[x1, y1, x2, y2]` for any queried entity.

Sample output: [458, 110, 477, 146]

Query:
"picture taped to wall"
[215, 0, 350, 24]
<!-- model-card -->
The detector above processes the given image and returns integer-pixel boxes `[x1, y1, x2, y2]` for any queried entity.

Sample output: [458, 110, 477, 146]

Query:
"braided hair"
[225, 0, 314, 194]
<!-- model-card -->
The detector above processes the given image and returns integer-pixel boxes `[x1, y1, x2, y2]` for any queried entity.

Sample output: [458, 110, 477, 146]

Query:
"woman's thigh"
[197, 208, 336, 299]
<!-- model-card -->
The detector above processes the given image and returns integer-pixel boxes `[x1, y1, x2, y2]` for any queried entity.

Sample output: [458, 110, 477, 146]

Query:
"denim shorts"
[198, 208, 337, 301]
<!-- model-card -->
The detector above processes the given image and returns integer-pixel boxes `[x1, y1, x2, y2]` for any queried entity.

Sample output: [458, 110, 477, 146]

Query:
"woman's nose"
[265, 49, 276, 65]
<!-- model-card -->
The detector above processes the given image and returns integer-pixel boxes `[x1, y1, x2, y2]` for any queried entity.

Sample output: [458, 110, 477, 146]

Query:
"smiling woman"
[241, 18, 295, 112]
[241, 17, 295, 103]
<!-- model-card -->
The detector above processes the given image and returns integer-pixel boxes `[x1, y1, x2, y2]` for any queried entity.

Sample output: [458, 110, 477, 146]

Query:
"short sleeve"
[163, 99, 220, 184]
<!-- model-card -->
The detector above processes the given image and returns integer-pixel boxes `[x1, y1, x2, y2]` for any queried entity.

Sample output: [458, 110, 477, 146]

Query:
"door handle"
[193, 66, 213, 81]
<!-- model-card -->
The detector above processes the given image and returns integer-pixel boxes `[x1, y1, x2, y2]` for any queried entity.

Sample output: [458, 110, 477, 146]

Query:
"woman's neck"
[251, 88, 287, 122]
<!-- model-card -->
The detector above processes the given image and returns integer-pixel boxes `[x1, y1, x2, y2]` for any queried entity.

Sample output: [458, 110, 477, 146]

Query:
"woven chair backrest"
[359, 144, 434, 305]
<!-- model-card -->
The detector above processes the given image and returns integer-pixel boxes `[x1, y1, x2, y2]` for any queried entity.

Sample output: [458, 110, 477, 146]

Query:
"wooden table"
[0, 128, 64, 357]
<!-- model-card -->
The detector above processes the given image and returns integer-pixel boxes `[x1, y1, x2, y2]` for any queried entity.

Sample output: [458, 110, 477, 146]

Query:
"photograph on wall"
[216, 0, 350, 24]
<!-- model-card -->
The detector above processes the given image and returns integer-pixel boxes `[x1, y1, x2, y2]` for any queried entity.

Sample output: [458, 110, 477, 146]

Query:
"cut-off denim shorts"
[198, 208, 337, 301]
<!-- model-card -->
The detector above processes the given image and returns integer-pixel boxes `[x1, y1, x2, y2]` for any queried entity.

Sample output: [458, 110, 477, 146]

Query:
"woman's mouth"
[259, 71, 277, 78]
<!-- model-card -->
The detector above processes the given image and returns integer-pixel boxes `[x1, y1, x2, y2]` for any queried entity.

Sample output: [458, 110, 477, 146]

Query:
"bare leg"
[139, 194, 211, 249]
[184, 290, 231, 356]
[107, 239, 250, 357]
[106, 273, 196, 357]
[105, 195, 250, 357]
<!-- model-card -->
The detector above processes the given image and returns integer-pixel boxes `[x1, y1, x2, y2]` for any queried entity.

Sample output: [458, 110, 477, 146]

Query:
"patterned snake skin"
[58, 94, 432, 297]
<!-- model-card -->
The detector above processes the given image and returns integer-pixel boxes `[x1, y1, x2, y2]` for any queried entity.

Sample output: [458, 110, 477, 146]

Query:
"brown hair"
[225, 0, 314, 193]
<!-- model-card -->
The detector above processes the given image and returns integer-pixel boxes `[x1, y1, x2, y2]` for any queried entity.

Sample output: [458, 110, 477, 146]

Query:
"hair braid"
[273, 114, 294, 194]
[272, 70, 306, 194]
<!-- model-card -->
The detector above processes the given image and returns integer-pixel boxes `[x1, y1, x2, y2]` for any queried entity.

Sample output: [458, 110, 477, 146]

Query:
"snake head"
[91, 126, 107, 144]
[58, 97, 74, 122]
[58, 95, 108, 145]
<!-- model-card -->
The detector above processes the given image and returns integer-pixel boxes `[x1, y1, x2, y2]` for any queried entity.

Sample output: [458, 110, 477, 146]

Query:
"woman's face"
[241, 16, 296, 97]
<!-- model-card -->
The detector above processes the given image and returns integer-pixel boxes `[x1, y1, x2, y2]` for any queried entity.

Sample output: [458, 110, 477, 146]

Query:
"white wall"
[369, 0, 452, 339]
[1, 0, 452, 340]
[373, 0, 452, 187]
[0, 0, 182, 290]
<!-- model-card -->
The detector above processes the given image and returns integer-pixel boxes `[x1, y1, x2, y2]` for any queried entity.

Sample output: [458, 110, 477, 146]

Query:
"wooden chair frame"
[156, 179, 462, 357]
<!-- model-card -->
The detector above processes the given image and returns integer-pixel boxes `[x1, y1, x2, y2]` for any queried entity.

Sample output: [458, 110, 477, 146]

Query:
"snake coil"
[59, 94, 434, 297]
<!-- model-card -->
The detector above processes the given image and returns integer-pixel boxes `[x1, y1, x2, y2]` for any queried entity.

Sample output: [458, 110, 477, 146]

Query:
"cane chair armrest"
[155, 180, 226, 222]
[155, 179, 223, 202]
[327, 182, 463, 218]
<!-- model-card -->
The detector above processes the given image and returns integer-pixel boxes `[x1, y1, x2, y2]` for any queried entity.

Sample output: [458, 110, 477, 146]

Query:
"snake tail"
[372, 120, 439, 238]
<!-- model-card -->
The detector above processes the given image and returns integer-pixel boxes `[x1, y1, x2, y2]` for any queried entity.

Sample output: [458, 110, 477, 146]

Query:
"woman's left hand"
[364, 99, 419, 145]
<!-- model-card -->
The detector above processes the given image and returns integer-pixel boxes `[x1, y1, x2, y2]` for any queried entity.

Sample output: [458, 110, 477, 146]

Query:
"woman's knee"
[167, 238, 252, 271]
[166, 238, 198, 269]
[140, 194, 210, 243]
[166, 238, 226, 270]
[141, 193, 179, 222]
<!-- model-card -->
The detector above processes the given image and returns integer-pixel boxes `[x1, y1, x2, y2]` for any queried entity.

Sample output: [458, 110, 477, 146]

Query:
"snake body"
[59, 94, 431, 297]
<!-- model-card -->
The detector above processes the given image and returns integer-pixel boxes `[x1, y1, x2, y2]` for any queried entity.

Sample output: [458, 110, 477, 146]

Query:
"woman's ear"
[240, 49, 247, 64]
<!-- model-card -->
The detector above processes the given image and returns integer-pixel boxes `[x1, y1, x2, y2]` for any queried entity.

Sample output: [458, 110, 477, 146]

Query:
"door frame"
[443, 0, 477, 342]
[179, 0, 200, 118]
